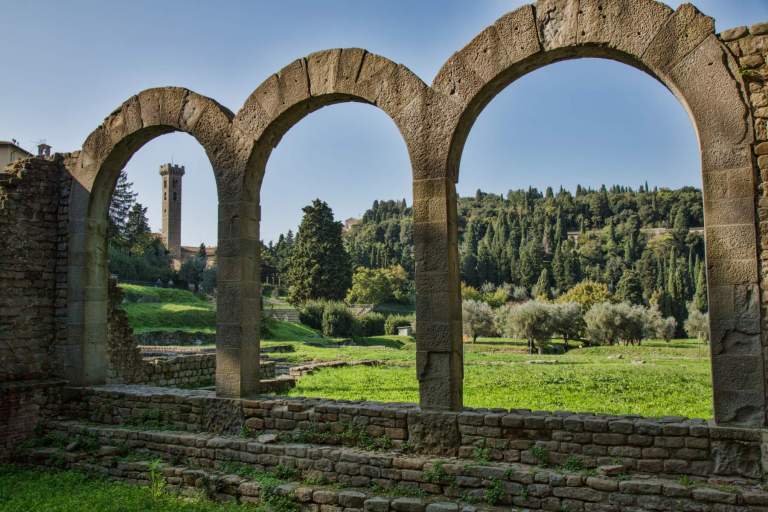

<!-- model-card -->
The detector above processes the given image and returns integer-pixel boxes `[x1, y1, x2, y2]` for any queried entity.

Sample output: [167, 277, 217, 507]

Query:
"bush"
[385, 314, 415, 335]
[359, 312, 386, 336]
[321, 302, 357, 337]
[299, 300, 327, 330]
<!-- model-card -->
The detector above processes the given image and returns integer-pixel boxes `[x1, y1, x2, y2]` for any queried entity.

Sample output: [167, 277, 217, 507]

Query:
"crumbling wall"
[107, 280, 218, 387]
[0, 157, 67, 381]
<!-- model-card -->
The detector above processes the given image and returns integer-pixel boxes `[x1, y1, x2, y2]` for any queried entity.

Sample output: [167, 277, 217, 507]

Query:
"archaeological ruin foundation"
[3, 1, 768, 509]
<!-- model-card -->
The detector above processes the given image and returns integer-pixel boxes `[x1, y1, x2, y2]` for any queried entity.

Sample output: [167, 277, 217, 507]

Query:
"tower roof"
[159, 163, 185, 176]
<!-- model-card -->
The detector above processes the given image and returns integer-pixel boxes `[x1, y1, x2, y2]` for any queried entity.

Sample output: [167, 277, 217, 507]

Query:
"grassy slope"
[0, 466, 255, 512]
[119, 284, 216, 334]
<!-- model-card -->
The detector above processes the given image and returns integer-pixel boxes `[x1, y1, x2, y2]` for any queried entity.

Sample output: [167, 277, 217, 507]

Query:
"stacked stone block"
[0, 157, 64, 381]
[58, 387, 766, 482]
[33, 421, 768, 511]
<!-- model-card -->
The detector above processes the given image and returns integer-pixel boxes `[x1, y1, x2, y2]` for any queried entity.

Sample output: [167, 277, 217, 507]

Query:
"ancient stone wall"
[0, 380, 64, 460]
[0, 157, 68, 381]
[105, 280, 276, 387]
[720, 24, 768, 405]
[134, 330, 217, 345]
[32, 422, 768, 511]
[60, 387, 766, 482]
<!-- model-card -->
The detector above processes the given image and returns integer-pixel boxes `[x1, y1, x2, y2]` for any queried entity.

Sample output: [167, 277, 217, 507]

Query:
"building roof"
[0, 140, 32, 156]
[180, 245, 217, 256]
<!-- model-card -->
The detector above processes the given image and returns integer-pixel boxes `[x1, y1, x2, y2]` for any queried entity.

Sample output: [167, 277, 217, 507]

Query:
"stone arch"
[214, 50, 433, 398]
[65, 87, 245, 386]
[430, 0, 761, 425]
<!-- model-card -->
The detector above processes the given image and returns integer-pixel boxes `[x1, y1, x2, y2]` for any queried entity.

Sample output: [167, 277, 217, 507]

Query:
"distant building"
[343, 217, 360, 232]
[159, 163, 185, 259]
[0, 140, 32, 167]
[158, 163, 217, 269]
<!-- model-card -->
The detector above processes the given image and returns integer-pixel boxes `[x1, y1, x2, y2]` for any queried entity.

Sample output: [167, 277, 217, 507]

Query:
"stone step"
[27, 419, 768, 512]
[23, 445, 482, 512]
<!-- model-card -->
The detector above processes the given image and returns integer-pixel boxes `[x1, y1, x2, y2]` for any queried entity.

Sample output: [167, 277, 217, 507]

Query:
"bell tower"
[159, 163, 185, 259]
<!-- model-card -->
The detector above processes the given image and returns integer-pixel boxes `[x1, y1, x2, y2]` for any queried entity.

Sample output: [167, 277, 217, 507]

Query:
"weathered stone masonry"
[27, 387, 768, 510]
[2, 0, 768, 469]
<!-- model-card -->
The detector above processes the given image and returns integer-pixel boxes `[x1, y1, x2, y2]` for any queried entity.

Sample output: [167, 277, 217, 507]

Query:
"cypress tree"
[693, 263, 708, 312]
[287, 200, 352, 304]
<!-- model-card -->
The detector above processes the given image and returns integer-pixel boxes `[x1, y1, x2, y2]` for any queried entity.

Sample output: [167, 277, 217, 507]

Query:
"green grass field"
[118, 284, 713, 419]
[0, 466, 256, 511]
[119, 284, 216, 334]
[284, 337, 712, 418]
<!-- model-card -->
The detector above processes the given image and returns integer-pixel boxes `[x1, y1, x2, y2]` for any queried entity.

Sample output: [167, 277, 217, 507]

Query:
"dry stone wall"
[31, 422, 768, 511]
[58, 387, 767, 482]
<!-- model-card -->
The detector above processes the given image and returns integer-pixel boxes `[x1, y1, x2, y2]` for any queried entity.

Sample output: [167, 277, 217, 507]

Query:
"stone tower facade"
[159, 163, 184, 259]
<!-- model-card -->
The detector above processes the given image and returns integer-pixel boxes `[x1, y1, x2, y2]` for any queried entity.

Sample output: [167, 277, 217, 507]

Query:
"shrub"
[359, 312, 386, 336]
[321, 302, 357, 337]
[299, 300, 327, 330]
[385, 314, 415, 335]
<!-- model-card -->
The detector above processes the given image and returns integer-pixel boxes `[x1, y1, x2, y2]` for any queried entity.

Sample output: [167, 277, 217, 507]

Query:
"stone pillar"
[413, 177, 463, 410]
[717, 22, 768, 427]
[215, 198, 260, 397]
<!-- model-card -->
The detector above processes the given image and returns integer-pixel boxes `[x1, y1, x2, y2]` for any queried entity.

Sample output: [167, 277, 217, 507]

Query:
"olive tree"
[549, 302, 585, 350]
[645, 305, 677, 342]
[496, 300, 554, 354]
[684, 303, 710, 342]
[585, 302, 647, 346]
[462, 299, 496, 342]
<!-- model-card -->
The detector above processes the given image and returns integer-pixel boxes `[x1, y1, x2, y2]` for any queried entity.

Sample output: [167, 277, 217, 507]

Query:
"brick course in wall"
[31, 422, 768, 511]
[0, 157, 68, 381]
[55, 386, 768, 482]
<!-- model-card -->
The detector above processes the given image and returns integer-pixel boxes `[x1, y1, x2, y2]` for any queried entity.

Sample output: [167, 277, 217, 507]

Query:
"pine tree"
[124, 202, 151, 253]
[287, 200, 352, 304]
[108, 169, 137, 246]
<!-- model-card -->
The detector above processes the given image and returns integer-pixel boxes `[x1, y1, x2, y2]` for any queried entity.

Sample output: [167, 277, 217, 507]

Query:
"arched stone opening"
[433, 1, 761, 426]
[65, 87, 241, 387]
[218, 50, 429, 398]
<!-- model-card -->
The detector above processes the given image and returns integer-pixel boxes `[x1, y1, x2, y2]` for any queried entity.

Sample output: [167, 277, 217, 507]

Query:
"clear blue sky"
[2, 1, 766, 245]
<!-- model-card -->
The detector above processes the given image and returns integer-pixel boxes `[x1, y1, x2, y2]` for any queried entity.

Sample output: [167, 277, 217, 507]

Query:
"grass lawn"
[284, 338, 713, 419]
[116, 284, 712, 419]
[0, 466, 256, 512]
[119, 284, 216, 334]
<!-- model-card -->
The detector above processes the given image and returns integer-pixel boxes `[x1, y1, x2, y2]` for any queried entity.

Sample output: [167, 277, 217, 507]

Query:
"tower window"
[173, 192, 177, 201]
[164, 193, 167, 200]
